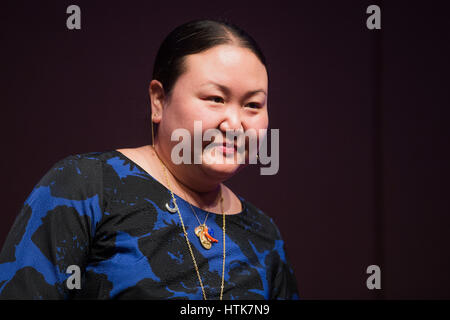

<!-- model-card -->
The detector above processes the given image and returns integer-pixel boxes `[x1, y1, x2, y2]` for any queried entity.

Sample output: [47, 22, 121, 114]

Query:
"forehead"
[179, 44, 268, 91]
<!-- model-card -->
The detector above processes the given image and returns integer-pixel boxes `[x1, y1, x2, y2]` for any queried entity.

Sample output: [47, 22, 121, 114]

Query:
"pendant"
[165, 201, 178, 214]
[194, 224, 218, 250]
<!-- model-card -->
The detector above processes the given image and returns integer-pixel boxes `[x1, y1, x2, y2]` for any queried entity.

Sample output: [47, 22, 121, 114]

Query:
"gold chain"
[185, 186, 223, 238]
[188, 201, 210, 227]
[155, 153, 226, 300]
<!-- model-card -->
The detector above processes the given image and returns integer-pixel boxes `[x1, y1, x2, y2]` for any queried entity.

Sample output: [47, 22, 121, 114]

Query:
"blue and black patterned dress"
[0, 150, 299, 299]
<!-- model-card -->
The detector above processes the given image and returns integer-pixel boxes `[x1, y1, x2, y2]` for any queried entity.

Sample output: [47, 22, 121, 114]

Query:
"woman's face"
[156, 44, 269, 182]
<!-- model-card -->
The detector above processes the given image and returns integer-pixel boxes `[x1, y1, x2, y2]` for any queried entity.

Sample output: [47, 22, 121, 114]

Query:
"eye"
[208, 96, 225, 104]
[246, 102, 262, 109]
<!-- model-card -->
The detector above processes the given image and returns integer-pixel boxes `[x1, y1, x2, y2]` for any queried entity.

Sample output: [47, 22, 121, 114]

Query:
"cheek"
[164, 98, 196, 128]
[163, 99, 219, 137]
[245, 112, 269, 132]
[178, 99, 220, 128]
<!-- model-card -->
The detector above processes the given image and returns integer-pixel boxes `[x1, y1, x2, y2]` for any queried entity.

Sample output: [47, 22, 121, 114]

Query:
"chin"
[201, 162, 242, 181]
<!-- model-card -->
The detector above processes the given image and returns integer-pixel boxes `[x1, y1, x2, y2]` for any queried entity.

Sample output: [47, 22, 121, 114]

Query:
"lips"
[219, 142, 236, 154]
[202, 137, 244, 155]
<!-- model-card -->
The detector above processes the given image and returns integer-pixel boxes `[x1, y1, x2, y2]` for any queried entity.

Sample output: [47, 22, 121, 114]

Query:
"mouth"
[203, 140, 237, 155]
[219, 141, 237, 155]
[203, 136, 246, 158]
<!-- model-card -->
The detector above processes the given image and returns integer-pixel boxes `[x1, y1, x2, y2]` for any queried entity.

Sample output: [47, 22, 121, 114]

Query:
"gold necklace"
[155, 153, 226, 300]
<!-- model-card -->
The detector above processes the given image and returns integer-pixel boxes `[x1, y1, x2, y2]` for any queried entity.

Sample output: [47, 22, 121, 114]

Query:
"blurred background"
[1, 0, 449, 299]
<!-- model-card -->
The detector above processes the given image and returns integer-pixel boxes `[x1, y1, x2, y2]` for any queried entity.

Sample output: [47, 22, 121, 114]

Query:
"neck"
[152, 143, 223, 209]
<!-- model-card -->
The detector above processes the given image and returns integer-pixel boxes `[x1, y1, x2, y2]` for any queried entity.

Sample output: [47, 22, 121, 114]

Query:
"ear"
[149, 79, 165, 124]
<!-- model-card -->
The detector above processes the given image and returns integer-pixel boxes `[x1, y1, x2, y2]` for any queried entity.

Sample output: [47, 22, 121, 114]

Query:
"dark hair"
[152, 19, 267, 96]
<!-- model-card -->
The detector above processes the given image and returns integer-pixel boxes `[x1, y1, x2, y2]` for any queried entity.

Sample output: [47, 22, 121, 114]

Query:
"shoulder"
[38, 151, 105, 183]
[238, 196, 283, 242]
[34, 150, 120, 199]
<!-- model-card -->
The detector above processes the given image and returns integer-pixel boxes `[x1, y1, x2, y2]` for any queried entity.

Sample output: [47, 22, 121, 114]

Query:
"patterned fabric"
[0, 150, 299, 300]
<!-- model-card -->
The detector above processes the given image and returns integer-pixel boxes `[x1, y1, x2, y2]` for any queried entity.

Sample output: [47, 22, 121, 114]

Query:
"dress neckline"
[111, 149, 246, 216]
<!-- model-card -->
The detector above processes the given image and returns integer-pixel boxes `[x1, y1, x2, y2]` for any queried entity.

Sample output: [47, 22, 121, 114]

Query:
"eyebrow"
[200, 81, 267, 98]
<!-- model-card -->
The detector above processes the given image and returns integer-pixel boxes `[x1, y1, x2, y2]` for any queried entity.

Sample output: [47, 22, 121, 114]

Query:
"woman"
[0, 19, 299, 300]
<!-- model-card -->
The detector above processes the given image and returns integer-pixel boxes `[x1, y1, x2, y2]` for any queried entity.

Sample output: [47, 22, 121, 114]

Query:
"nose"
[219, 105, 242, 133]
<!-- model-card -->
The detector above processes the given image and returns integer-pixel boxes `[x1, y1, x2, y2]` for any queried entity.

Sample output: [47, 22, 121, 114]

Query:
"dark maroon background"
[1, 0, 449, 299]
